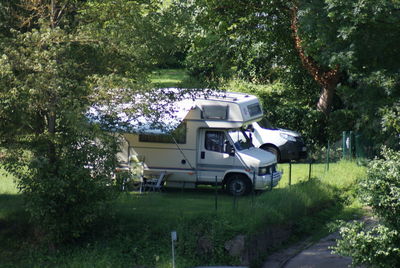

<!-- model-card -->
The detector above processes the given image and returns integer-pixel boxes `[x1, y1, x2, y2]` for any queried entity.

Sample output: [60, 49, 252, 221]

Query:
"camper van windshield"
[228, 130, 254, 151]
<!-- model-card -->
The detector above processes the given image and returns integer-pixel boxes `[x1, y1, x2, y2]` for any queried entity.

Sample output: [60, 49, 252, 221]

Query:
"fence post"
[349, 131, 354, 159]
[288, 161, 292, 187]
[181, 181, 186, 193]
[342, 131, 347, 159]
[326, 141, 330, 172]
[214, 176, 218, 211]
[252, 171, 256, 207]
[233, 194, 238, 212]
[270, 169, 273, 190]
[308, 158, 312, 180]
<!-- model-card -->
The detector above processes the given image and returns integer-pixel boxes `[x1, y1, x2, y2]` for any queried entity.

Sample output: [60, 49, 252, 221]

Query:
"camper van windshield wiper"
[228, 130, 254, 151]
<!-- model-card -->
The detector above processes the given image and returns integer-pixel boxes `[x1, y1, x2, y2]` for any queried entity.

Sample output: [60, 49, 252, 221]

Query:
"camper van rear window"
[247, 103, 262, 117]
[139, 123, 186, 144]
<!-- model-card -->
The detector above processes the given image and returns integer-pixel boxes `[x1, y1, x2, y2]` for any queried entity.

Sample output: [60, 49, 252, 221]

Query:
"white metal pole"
[171, 231, 177, 268]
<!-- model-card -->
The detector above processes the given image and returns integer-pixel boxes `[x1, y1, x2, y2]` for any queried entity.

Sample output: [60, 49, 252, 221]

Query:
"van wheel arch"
[224, 173, 252, 196]
[261, 144, 281, 162]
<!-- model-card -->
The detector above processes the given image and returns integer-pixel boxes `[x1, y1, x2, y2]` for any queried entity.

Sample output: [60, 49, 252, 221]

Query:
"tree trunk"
[317, 84, 335, 115]
[290, 3, 341, 115]
[47, 110, 57, 165]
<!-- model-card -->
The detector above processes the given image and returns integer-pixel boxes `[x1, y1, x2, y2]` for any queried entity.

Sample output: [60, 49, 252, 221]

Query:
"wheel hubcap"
[233, 181, 244, 193]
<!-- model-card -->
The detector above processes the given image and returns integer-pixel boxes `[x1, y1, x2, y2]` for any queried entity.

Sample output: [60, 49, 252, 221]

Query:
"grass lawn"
[0, 168, 22, 220]
[0, 161, 366, 268]
[149, 69, 205, 89]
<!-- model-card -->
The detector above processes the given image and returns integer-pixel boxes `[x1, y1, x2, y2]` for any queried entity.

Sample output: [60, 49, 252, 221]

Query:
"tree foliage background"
[0, 0, 164, 243]
[176, 0, 400, 150]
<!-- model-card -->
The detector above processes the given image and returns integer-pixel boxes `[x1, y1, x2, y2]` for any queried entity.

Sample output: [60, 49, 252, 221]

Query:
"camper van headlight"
[258, 166, 268, 175]
[280, 133, 296, 142]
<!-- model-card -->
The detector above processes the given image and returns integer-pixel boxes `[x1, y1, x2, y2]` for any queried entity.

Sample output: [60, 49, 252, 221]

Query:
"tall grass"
[0, 161, 366, 268]
[0, 167, 19, 194]
[277, 160, 365, 189]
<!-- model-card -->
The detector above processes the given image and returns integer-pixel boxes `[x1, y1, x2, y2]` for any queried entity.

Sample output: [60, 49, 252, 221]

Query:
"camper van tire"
[261, 144, 280, 162]
[226, 174, 252, 196]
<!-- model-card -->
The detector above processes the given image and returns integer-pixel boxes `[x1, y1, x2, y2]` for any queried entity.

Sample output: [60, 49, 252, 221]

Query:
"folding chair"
[142, 171, 166, 192]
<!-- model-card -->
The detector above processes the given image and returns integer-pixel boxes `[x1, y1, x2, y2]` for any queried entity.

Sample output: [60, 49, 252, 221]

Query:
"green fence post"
[349, 131, 354, 159]
[342, 131, 347, 159]
[270, 171, 273, 191]
[326, 141, 330, 171]
[233, 194, 237, 212]
[288, 161, 292, 187]
[215, 176, 218, 211]
[308, 158, 312, 180]
[252, 171, 256, 207]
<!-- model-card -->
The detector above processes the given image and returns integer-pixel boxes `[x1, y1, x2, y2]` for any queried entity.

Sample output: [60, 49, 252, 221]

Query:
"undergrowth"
[0, 161, 365, 267]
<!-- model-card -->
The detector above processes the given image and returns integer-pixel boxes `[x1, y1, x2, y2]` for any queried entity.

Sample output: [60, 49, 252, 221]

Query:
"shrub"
[3, 126, 120, 244]
[333, 147, 400, 267]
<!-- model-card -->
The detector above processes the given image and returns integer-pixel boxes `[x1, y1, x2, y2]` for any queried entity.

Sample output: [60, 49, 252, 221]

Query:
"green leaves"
[0, 0, 158, 243]
[334, 148, 400, 267]
[334, 222, 400, 268]
[361, 148, 400, 229]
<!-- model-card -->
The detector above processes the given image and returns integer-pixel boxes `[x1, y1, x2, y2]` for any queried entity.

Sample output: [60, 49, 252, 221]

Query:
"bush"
[3, 126, 120, 244]
[333, 148, 400, 267]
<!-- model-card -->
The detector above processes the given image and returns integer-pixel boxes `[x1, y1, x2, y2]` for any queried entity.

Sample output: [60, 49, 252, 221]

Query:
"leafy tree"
[187, 0, 399, 111]
[182, 0, 400, 148]
[0, 0, 154, 243]
[333, 147, 400, 267]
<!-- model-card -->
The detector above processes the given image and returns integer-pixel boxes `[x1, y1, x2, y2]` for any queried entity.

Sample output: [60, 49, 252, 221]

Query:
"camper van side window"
[139, 123, 186, 144]
[205, 131, 226, 153]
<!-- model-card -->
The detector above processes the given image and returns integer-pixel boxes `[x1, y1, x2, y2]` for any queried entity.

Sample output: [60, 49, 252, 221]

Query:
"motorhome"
[116, 92, 282, 196]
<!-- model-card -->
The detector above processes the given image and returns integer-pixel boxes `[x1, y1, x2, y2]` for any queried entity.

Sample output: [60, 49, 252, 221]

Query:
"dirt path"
[261, 232, 353, 268]
[262, 215, 379, 268]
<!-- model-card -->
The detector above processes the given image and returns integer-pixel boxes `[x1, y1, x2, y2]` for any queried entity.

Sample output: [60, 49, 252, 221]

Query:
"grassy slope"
[0, 161, 365, 268]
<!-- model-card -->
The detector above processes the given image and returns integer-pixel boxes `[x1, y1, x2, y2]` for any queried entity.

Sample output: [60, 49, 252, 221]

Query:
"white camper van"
[117, 92, 282, 196]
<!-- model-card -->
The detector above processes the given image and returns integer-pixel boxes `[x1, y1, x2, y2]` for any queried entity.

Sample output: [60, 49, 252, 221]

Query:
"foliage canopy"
[0, 0, 161, 243]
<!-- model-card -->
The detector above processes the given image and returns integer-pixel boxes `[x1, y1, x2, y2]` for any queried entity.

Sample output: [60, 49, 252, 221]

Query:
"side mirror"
[246, 124, 255, 133]
[229, 148, 235, 156]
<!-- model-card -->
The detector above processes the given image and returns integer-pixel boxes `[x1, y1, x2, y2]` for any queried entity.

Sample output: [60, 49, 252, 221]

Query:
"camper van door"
[197, 129, 234, 183]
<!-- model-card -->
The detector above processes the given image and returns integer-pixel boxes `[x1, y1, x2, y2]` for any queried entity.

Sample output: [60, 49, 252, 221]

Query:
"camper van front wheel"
[227, 174, 251, 196]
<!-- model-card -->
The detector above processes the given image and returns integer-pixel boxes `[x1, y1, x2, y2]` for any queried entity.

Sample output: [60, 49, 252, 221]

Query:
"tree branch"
[55, 0, 70, 27]
[290, 1, 341, 114]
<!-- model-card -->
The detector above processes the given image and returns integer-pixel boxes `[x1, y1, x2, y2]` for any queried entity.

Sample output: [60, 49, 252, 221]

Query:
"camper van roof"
[87, 99, 194, 134]
[87, 89, 261, 133]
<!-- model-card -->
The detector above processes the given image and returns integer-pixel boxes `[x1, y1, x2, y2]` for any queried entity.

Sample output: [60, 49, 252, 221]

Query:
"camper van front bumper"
[255, 171, 282, 190]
